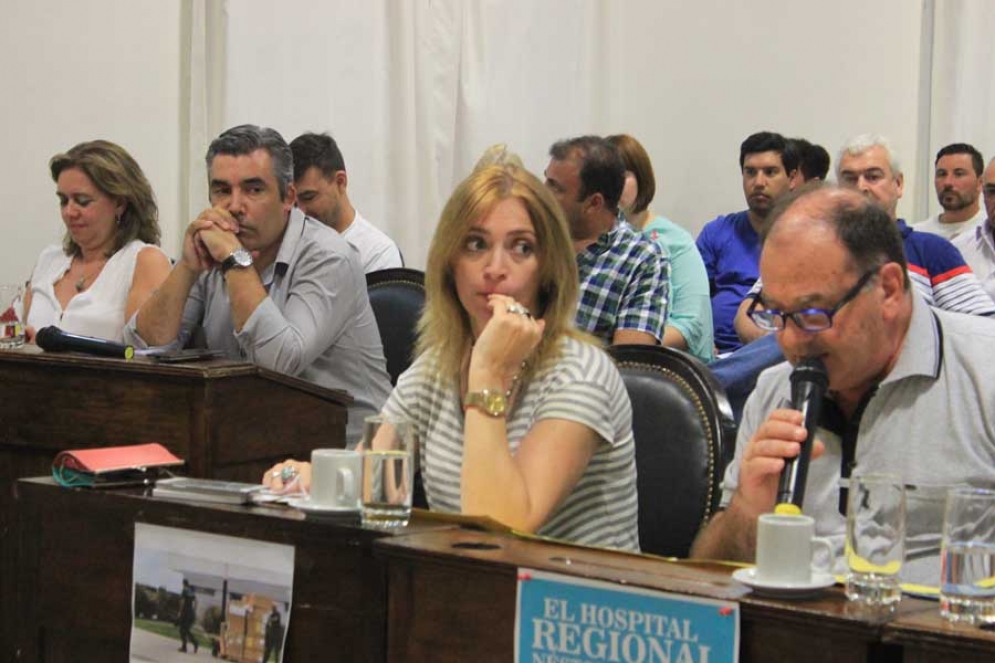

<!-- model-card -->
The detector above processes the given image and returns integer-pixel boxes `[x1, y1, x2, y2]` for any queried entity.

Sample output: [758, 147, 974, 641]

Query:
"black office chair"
[608, 344, 736, 558]
[365, 268, 425, 386]
[366, 268, 427, 508]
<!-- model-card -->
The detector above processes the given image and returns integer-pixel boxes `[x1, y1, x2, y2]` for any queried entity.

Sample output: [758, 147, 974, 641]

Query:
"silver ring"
[507, 303, 531, 317]
[280, 466, 298, 482]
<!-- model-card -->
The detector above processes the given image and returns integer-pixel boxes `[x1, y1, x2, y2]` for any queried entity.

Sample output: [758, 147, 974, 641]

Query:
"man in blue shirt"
[719, 135, 993, 423]
[696, 132, 800, 354]
[544, 136, 669, 346]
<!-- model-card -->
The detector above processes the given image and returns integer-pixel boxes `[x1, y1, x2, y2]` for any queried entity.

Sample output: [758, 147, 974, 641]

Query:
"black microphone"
[36, 326, 135, 360]
[774, 356, 828, 515]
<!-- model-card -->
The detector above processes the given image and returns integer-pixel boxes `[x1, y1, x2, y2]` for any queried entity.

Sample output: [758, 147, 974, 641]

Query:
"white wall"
[602, 1, 926, 229]
[0, 0, 938, 282]
[221, 0, 928, 271]
[0, 0, 183, 285]
[926, 0, 995, 218]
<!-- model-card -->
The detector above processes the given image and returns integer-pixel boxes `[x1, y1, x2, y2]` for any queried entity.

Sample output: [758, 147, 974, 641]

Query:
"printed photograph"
[130, 523, 295, 662]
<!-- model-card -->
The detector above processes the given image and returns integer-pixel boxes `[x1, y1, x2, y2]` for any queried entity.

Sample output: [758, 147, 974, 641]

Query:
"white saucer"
[732, 567, 836, 598]
[287, 497, 360, 514]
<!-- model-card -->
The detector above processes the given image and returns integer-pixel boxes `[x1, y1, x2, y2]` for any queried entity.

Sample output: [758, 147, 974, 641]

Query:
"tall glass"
[0, 284, 25, 349]
[845, 473, 906, 606]
[940, 487, 995, 624]
[361, 415, 415, 529]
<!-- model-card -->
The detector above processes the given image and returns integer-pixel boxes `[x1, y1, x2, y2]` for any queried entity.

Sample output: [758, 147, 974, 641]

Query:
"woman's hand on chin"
[469, 295, 545, 384]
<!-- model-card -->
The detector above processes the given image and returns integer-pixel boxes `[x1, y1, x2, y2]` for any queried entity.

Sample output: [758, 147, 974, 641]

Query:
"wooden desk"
[0, 346, 352, 483]
[375, 529, 939, 663]
[883, 608, 995, 662]
[16, 479, 995, 662]
[0, 347, 352, 657]
[13, 477, 446, 662]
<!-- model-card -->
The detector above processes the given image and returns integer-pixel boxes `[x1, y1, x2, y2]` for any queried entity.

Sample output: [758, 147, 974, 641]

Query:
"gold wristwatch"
[463, 389, 508, 417]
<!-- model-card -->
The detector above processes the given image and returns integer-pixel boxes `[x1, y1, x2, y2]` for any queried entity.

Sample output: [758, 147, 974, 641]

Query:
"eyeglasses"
[747, 268, 879, 333]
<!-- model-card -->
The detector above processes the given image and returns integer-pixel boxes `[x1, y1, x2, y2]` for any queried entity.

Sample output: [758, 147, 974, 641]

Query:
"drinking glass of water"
[845, 473, 906, 606]
[0, 284, 25, 349]
[940, 487, 995, 624]
[360, 415, 416, 529]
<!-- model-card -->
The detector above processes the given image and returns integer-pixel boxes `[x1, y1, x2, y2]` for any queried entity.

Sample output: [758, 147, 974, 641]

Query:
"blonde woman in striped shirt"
[268, 164, 639, 550]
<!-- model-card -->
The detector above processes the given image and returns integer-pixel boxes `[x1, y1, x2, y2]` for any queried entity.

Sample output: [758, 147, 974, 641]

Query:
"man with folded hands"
[691, 185, 995, 584]
[125, 125, 391, 445]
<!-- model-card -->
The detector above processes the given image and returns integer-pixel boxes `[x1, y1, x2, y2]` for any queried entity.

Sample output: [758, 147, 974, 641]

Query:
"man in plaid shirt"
[545, 136, 669, 345]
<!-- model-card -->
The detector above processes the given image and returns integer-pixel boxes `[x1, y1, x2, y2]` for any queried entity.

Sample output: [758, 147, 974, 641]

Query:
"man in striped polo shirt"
[835, 134, 993, 315]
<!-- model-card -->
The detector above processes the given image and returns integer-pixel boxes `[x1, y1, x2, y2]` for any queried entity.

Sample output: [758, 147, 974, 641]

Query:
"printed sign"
[130, 523, 294, 662]
[515, 569, 739, 663]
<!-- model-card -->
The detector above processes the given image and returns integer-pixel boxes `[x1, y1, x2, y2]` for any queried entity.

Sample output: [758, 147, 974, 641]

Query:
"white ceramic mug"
[755, 513, 833, 584]
[309, 449, 362, 510]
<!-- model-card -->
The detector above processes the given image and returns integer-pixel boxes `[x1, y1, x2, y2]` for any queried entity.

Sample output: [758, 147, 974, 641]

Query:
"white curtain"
[2, 0, 987, 285]
[925, 0, 995, 215]
[182, 0, 228, 225]
[211, 0, 608, 269]
[178, 0, 982, 270]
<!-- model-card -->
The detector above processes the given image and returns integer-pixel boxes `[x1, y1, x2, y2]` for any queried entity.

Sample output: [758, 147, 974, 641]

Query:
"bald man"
[692, 185, 995, 586]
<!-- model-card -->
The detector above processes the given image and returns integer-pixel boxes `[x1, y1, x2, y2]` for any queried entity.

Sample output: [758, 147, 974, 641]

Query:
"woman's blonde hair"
[417, 165, 586, 384]
[472, 143, 525, 173]
[50, 139, 161, 257]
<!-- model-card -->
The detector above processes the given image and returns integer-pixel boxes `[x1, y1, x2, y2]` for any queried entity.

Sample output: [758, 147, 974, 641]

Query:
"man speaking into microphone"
[691, 184, 995, 579]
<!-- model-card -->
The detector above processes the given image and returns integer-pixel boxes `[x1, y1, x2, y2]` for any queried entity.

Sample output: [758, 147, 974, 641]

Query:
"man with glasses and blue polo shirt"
[691, 185, 995, 585]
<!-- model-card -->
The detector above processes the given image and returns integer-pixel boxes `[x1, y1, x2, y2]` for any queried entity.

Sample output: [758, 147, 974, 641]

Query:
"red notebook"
[53, 442, 184, 475]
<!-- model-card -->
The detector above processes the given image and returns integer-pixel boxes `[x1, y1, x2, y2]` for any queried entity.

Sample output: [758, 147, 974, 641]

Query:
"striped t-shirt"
[382, 335, 640, 551]
[895, 219, 995, 315]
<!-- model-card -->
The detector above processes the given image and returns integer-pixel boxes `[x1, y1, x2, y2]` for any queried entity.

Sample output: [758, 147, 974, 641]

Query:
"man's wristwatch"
[463, 389, 508, 418]
[220, 247, 253, 275]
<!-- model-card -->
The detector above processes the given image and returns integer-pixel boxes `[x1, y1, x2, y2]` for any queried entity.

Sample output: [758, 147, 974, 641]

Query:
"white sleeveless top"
[27, 240, 164, 342]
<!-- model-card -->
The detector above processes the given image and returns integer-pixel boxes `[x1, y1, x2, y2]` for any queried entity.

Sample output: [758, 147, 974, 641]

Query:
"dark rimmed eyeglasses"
[747, 268, 879, 333]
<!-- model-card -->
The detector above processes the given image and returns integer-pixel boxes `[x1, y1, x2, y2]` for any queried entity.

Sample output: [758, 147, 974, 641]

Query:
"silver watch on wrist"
[220, 247, 253, 274]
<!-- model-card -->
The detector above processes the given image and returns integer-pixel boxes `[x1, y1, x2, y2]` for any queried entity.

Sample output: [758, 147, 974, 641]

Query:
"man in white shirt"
[953, 157, 995, 302]
[913, 143, 986, 240]
[290, 132, 403, 273]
